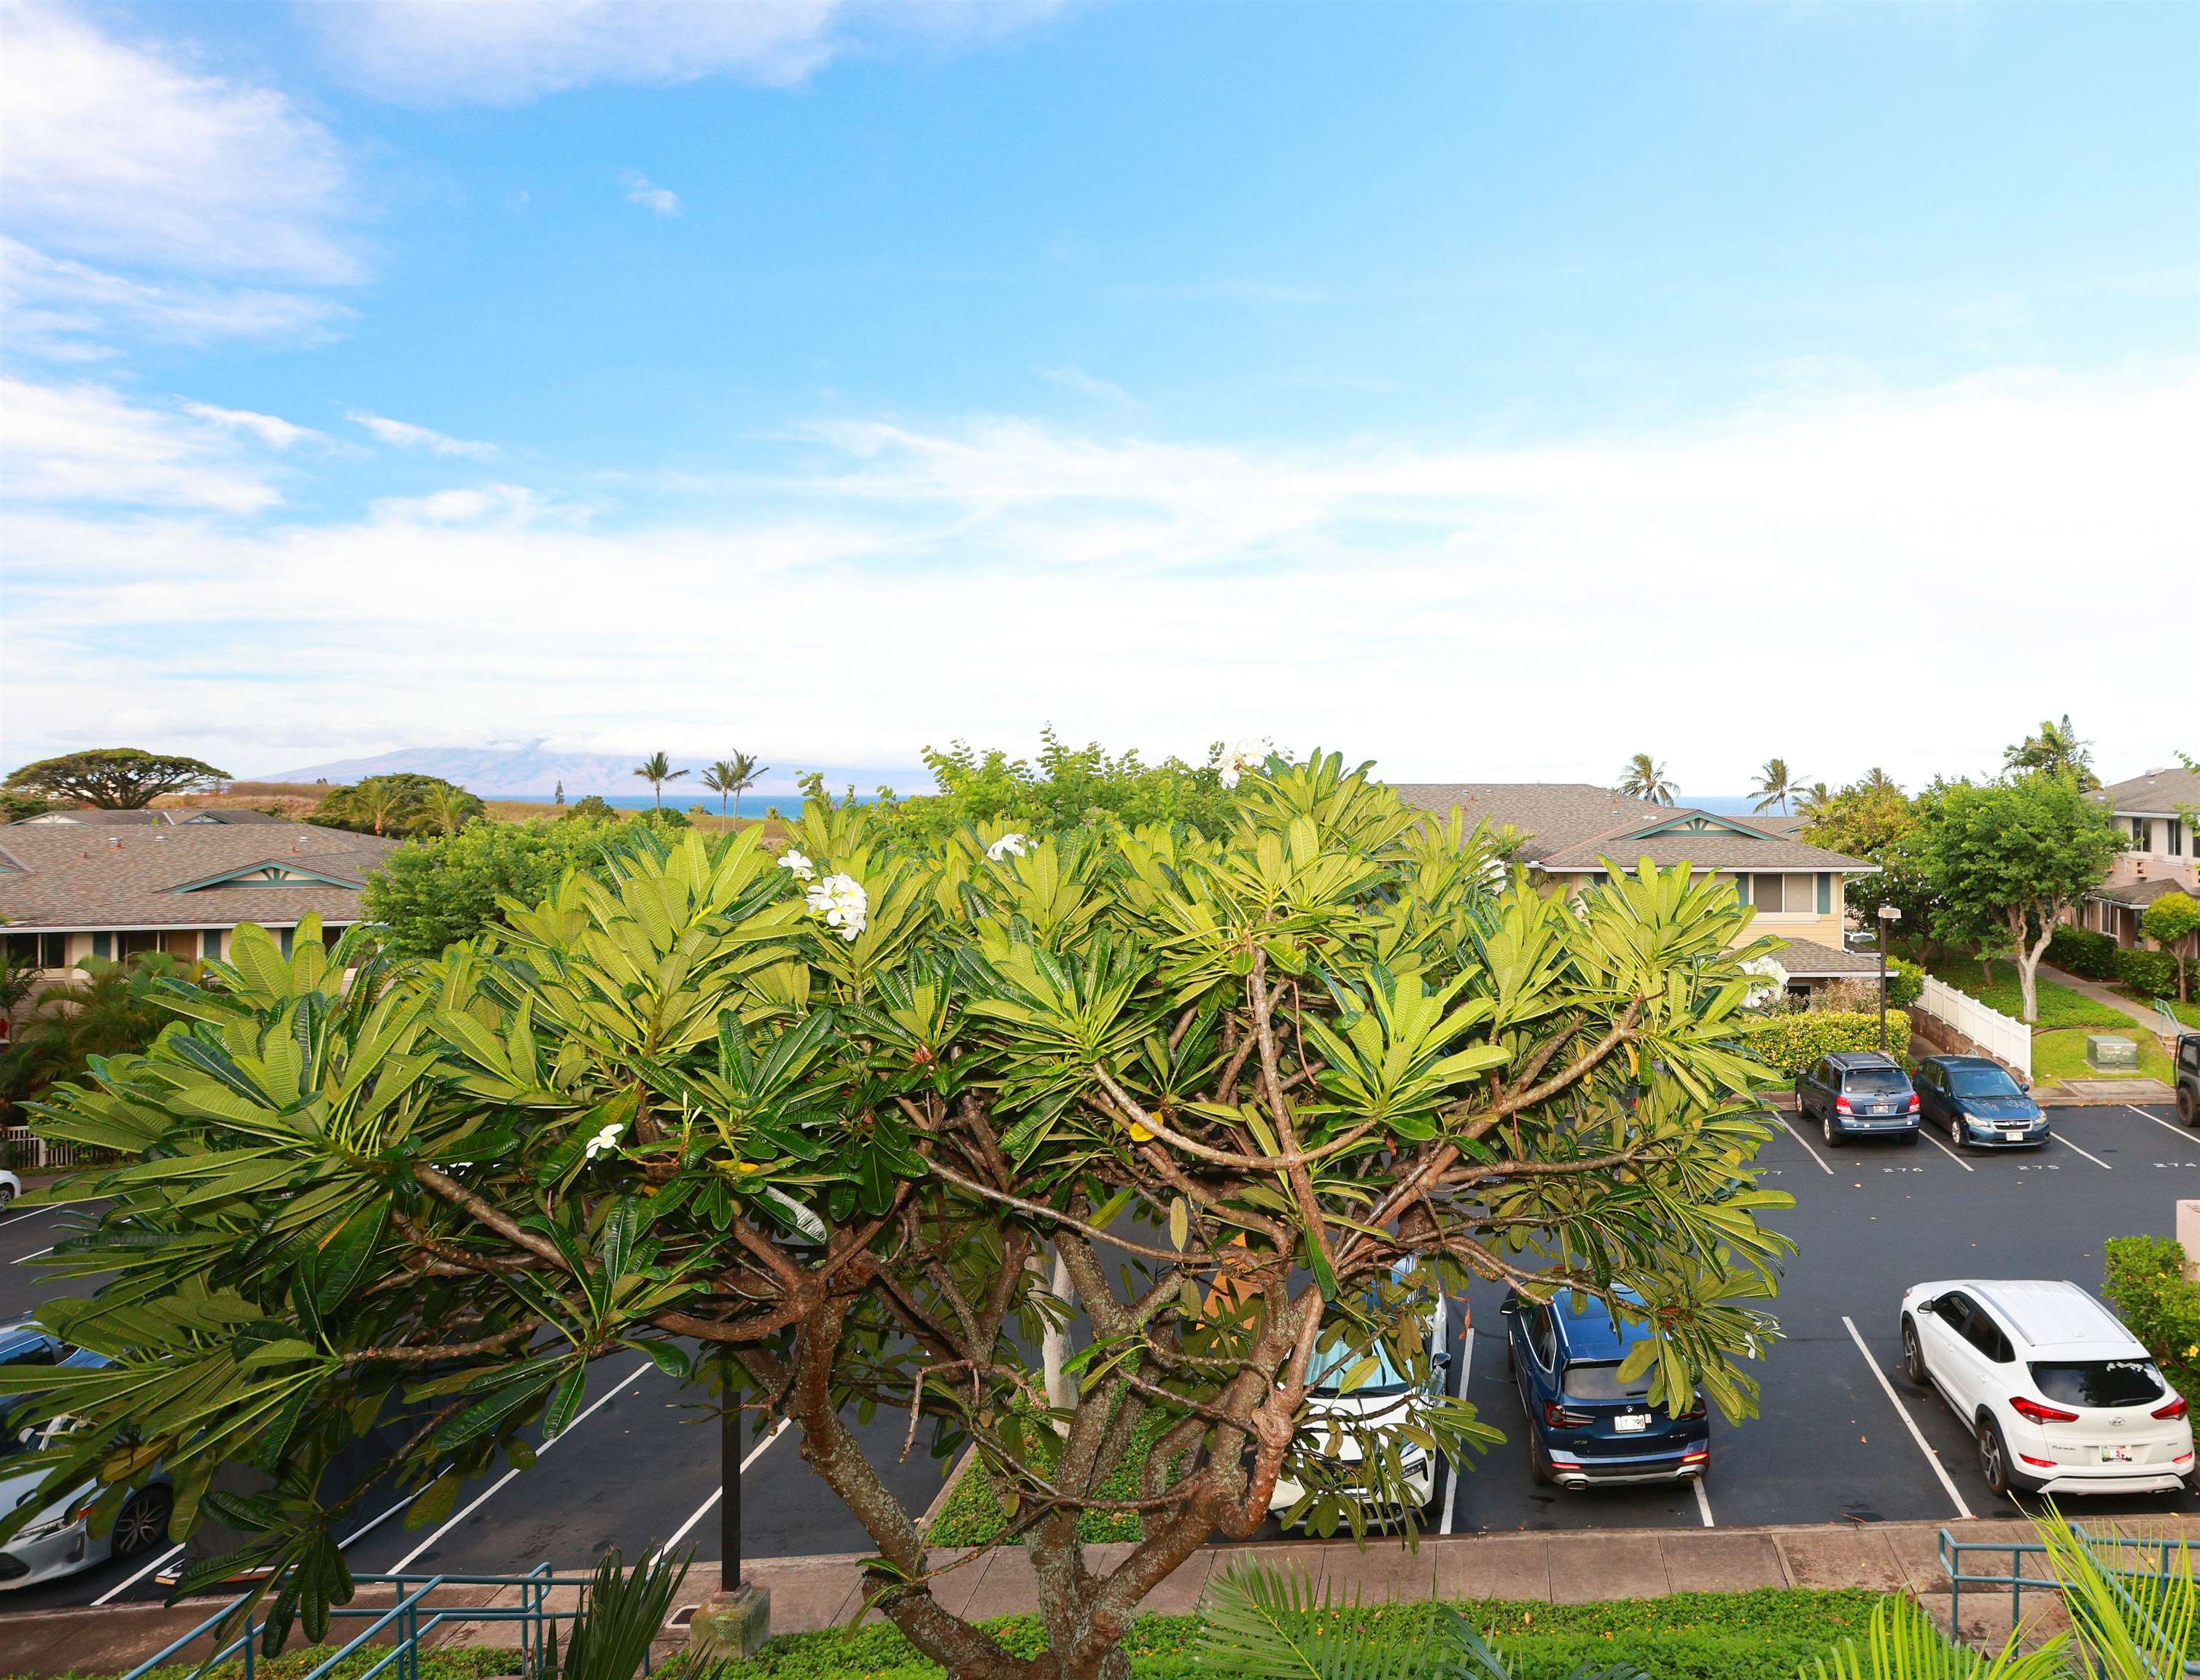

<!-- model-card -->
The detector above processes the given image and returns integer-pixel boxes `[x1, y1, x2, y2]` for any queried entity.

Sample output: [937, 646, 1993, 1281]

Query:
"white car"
[1269, 1293, 1449, 1523]
[0, 1169, 20, 1214]
[1900, 1279, 2194, 1499]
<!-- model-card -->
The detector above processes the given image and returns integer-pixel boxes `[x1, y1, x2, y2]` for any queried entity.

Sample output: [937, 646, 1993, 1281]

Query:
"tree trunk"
[2012, 908, 2052, 1025]
[1041, 1245, 1077, 1418]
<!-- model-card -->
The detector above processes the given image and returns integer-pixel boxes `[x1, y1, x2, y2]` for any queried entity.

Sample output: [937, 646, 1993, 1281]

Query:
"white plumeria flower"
[777, 849, 817, 882]
[805, 872, 868, 941]
[1219, 735, 1275, 790]
[582, 1120, 627, 1162]
[985, 832, 1030, 861]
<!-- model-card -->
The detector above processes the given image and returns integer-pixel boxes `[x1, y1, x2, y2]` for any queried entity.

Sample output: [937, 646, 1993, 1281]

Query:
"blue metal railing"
[1937, 1525, 2200, 1674]
[114, 1565, 642, 1680]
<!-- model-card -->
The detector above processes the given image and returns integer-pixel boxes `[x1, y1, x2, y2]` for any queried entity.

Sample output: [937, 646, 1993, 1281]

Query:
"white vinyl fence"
[0, 1127, 108, 1172]
[1918, 975, 2032, 1081]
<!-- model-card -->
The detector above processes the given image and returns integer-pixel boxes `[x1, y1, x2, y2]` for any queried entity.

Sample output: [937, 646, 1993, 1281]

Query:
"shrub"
[2102, 1236, 2200, 1404]
[2047, 925, 2119, 980]
[1885, 955, 1924, 1010]
[2115, 946, 2181, 999]
[1741, 1009, 1909, 1076]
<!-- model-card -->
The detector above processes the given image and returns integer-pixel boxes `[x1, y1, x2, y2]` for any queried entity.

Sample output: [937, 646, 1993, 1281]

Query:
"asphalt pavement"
[7, 1100, 2198, 1611]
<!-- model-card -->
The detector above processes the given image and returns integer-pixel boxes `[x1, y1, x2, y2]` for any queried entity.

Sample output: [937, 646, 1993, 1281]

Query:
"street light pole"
[1877, 904, 1902, 1050]
[721, 1352, 741, 1593]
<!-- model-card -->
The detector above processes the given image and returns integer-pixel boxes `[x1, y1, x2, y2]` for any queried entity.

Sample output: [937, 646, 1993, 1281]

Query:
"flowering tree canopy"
[9, 756, 1791, 1680]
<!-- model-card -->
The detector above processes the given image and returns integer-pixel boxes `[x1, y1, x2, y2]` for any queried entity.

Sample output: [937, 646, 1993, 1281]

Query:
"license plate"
[2101, 1444, 2134, 1463]
[1615, 1414, 1649, 1434]
[2002, 1129, 2029, 1139]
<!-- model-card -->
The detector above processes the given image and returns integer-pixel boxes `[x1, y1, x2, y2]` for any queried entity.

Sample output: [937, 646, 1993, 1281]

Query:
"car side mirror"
[1431, 1350, 1451, 1369]
[1498, 1298, 1518, 1317]
[1917, 1296, 1939, 1316]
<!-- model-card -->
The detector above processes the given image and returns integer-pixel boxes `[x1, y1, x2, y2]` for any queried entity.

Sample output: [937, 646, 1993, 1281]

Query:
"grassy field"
[1930, 960, 2176, 1083]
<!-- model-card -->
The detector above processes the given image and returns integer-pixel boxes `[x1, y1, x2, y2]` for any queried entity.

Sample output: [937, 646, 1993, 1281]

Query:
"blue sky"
[4, 1, 2195, 792]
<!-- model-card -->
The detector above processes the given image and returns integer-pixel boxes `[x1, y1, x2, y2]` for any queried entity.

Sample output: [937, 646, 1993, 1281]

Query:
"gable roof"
[1389, 782, 1873, 872]
[2093, 766, 2200, 817]
[0, 822, 398, 932]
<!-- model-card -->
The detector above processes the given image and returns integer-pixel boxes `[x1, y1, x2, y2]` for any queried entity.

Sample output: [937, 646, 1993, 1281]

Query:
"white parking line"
[2127, 1103, 2193, 1143]
[391, 1357, 656, 1573]
[1772, 1113, 1834, 1176]
[1841, 1315, 1972, 1520]
[1919, 1131, 1975, 1172]
[12, 1245, 55, 1264]
[2053, 1135, 2114, 1171]
[651, 1418, 793, 1563]
[1692, 1477, 1714, 1527]
[1439, 1326, 1474, 1536]
[92, 1544, 183, 1606]
[341, 1469, 453, 1549]
[0, 1205, 56, 1234]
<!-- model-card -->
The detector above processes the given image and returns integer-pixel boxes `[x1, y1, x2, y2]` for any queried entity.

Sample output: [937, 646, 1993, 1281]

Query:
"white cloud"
[348, 411, 500, 460]
[1038, 365, 1139, 407]
[310, 0, 1060, 105]
[5, 365, 2193, 789]
[0, 378, 287, 511]
[177, 402, 323, 451]
[0, 6, 356, 283]
[621, 171, 683, 218]
[0, 240, 352, 360]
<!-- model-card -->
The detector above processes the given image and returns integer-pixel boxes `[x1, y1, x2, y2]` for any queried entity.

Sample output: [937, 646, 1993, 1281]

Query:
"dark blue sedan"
[1914, 1055, 2046, 1149]
[1501, 1288, 1709, 1488]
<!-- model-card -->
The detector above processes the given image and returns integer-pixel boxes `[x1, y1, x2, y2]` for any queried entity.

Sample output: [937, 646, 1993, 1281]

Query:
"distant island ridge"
[246, 747, 1785, 817]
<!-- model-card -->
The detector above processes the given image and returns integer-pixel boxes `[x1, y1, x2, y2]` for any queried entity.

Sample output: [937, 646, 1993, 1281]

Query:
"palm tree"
[2004, 715, 2099, 789]
[1797, 780, 1832, 816]
[422, 784, 481, 836]
[1617, 753, 1677, 806]
[1752, 758, 1804, 814]
[701, 752, 769, 820]
[631, 752, 688, 811]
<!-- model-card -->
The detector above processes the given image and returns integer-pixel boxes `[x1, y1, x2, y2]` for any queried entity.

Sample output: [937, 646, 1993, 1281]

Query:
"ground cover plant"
[1925, 962, 2129, 1032]
[10, 754, 1791, 1680]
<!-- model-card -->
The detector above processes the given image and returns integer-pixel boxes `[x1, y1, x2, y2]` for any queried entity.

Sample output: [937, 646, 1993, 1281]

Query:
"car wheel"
[1528, 1434, 1555, 1487]
[1950, 1116, 1966, 1150]
[0, 1183, 13, 1212]
[1977, 1417, 2018, 1499]
[2180, 1087, 2197, 1127]
[1823, 1113, 1843, 1148]
[112, 1486, 173, 1559]
[1901, 1318, 1927, 1386]
[1901, 1128, 1920, 1146]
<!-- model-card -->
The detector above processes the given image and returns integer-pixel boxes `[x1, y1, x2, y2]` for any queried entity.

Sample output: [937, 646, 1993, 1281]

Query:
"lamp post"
[1878, 903, 1902, 1050]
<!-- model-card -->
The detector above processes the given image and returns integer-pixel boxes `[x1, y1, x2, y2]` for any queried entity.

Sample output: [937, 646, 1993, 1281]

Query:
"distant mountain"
[252, 746, 930, 799]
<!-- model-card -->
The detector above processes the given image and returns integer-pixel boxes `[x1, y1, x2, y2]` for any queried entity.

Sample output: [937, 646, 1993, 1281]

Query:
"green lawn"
[2033, 1025, 2176, 1085]
[927, 1415, 1189, 1547]
[1929, 960, 2131, 1030]
[709, 1588, 1900, 1680]
[2125, 988, 2200, 1030]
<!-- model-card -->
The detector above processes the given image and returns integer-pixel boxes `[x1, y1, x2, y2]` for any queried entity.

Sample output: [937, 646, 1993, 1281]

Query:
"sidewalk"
[2041, 962, 2179, 1048]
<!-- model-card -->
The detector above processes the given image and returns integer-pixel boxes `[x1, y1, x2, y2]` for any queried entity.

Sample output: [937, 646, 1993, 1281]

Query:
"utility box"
[2180, 1202, 2200, 1280]
[2087, 1034, 2139, 1070]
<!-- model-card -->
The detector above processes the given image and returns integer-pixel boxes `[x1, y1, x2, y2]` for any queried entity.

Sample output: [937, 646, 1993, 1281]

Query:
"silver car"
[1, 1324, 174, 1590]
[0, 1169, 20, 1214]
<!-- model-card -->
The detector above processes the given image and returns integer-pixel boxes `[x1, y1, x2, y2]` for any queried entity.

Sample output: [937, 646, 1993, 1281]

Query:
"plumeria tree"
[7, 757, 1790, 1680]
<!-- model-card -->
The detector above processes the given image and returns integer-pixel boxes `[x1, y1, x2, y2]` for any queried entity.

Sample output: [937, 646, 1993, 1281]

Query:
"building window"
[2132, 817, 2149, 849]
[201, 929, 225, 960]
[90, 932, 112, 960]
[1731, 874, 1749, 906]
[1753, 874, 1785, 912]
[2173, 823, 2187, 858]
[4, 933, 69, 968]
[1816, 874, 1832, 914]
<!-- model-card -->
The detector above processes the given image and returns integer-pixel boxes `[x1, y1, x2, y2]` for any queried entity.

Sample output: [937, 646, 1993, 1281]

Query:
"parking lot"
[6, 1100, 2198, 1611]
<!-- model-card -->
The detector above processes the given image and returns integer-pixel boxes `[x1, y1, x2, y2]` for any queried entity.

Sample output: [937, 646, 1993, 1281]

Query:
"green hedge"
[1742, 1010, 1910, 1076]
[2048, 925, 2120, 980]
[1885, 956, 1924, 1010]
[2116, 946, 2182, 999]
[2102, 1236, 2200, 1405]
[704, 1590, 1894, 1680]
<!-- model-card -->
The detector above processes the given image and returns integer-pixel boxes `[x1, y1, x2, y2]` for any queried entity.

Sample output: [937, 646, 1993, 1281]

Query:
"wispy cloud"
[1038, 365, 1139, 407]
[311, 0, 1062, 106]
[9, 365, 2193, 787]
[0, 378, 289, 511]
[621, 171, 682, 218]
[178, 402, 323, 451]
[348, 411, 500, 460]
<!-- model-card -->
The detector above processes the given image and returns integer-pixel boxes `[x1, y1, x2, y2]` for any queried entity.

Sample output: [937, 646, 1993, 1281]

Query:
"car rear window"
[1843, 1068, 1910, 1093]
[2029, 1360, 2165, 1409]
[1561, 1361, 1650, 1402]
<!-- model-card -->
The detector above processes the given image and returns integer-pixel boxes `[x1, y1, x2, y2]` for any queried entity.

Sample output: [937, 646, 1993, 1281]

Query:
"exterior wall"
[2104, 813, 2198, 895]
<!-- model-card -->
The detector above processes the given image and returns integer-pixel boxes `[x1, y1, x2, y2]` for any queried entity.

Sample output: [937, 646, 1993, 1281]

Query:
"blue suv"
[1501, 1288, 1709, 1488]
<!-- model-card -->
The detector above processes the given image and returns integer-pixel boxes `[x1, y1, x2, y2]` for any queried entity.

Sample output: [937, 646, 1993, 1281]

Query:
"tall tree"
[311, 774, 471, 839]
[1617, 752, 1677, 806]
[632, 751, 688, 811]
[421, 784, 484, 837]
[2142, 891, 2200, 1003]
[2002, 715, 2099, 790]
[13, 762, 1788, 1680]
[4, 750, 229, 810]
[1916, 772, 2123, 1022]
[1751, 758, 1804, 814]
[1800, 774, 1937, 936]
[701, 752, 768, 820]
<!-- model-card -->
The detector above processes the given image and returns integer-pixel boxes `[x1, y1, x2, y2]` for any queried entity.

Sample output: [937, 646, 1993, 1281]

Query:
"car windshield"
[1561, 1361, 1651, 1402]
[1307, 1338, 1414, 1398]
[1843, 1068, 1909, 1093]
[2029, 1360, 2165, 1409]
[1949, 1067, 2023, 1098]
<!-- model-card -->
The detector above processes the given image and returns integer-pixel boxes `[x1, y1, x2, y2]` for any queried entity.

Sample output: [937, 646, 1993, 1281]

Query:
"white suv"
[1900, 1279, 2193, 1499]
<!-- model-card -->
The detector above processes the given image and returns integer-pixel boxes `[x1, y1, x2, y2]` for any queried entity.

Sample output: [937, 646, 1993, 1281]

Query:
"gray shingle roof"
[0, 823, 397, 931]
[1761, 937, 1883, 977]
[2094, 766, 2200, 816]
[2088, 877, 2190, 910]
[1388, 782, 1873, 872]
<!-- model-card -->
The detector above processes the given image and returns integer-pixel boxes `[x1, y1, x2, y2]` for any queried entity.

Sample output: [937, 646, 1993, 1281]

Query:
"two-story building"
[1389, 783, 1884, 1000]
[2080, 766, 2200, 948]
[0, 817, 397, 979]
